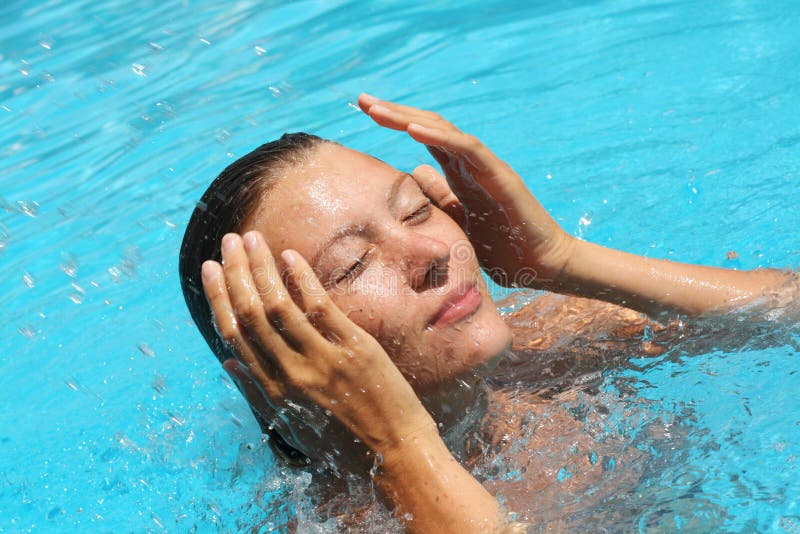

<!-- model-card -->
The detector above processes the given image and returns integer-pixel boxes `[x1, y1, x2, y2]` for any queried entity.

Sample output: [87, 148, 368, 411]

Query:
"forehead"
[247, 143, 403, 253]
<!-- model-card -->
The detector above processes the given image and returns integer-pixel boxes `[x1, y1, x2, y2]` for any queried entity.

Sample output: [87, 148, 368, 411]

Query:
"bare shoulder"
[497, 291, 664, 353]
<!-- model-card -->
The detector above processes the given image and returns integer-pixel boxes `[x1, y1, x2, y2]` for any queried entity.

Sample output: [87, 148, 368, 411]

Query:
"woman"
[179, 94, 795, 532]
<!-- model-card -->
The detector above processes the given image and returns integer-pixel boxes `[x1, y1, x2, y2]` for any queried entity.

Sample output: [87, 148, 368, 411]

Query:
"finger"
[364, 104, 426, 132]
[280, 248, 353, 343]
[412, 164, 466, 227]
[202, 260, 240, 349]
[222, 234, 294, 357]
[407, 122, 490, 166]
[202, 260, 279, 384]
[408, 123, 525, 205]
[365, 103, 450, 133]
[238, 232, 322, 353]
[358, 93, 442, 122]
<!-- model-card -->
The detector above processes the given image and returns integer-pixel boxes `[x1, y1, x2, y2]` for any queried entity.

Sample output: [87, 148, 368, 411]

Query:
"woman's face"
[245, 143, 512, 394]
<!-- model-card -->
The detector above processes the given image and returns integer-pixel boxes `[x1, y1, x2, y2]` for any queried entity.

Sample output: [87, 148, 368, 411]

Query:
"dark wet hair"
[179, 132, 326, 466]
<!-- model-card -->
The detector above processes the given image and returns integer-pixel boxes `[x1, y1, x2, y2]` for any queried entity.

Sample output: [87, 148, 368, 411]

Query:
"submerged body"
[287, 291, 756, 531]
[179, 94, 797, 532]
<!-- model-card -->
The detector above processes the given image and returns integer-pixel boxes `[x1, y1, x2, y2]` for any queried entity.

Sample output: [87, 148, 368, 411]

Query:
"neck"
[418, 372, 489, 456]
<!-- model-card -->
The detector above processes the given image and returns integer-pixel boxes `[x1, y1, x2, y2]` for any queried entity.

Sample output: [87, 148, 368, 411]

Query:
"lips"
[429, 283, 482, 328]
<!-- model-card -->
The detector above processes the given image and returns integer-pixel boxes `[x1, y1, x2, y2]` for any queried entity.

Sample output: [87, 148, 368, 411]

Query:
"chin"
[470, 320, 513, 368]
[454, 308, 513, 375]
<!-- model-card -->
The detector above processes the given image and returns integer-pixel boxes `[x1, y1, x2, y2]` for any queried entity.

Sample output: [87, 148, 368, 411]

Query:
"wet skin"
[199, 94, 797, 533]
[243, 142, 513, 395]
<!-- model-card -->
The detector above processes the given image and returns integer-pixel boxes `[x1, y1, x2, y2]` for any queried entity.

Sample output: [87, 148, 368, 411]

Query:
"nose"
[396, 232, 450, 291]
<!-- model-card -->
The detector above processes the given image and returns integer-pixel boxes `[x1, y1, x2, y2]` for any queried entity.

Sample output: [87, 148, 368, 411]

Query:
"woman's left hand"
[358, 93, 575, 288]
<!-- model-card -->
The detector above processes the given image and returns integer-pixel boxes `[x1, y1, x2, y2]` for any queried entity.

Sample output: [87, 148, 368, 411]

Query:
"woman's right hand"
[201, 231, 438, 467]
[204, 231, 512, 533]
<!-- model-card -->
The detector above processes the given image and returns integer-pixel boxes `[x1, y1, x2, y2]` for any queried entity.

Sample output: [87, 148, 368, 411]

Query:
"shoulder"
[497, 290, 660, 352]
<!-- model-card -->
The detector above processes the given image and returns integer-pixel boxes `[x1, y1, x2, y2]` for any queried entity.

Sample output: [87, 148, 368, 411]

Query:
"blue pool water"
[1, 0, 798, 531]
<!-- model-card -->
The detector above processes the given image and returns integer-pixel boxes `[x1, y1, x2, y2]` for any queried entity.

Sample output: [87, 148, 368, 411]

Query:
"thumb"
[412, 164, 466, 227]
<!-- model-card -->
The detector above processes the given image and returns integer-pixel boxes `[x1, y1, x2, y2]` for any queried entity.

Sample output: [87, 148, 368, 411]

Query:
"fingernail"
[222, 233, 239, 252]
[243, 231, 258, 251]
[281, 250, 296, 267]
[201, 261, 219, 281]
[360, 93, 379, 103]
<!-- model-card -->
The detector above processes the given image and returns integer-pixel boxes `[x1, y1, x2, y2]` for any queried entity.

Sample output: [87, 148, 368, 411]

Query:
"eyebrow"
[387, 172, 413, 212]
[310, 172, 412, 268]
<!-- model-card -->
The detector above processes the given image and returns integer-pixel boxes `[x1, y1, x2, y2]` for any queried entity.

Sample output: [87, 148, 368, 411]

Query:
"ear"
[412, 164, 466, 227]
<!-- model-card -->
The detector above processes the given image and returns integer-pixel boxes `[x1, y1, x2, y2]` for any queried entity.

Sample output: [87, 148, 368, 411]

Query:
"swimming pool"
[1, 0, 798, 531]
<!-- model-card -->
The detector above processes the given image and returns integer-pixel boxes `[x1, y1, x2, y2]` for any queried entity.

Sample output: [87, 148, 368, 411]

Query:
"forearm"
[546, 238, 792, 318]
[375, 431, 506, 534]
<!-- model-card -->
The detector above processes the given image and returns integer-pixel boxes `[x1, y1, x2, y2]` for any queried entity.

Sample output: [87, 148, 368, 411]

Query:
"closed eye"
[335, 248, 371, 284]
[402, 201, 432, 223]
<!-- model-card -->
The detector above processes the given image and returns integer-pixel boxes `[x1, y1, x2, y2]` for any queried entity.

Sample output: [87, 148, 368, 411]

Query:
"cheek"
[326, 268, 413, 349]
[416, 302, 512, 387]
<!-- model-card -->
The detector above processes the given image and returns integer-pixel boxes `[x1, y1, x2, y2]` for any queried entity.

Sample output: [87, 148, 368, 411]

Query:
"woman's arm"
[358, 93, 794, 318]
[552, 239, 790, 317]
[375, 429, 508, 533]
[202, 231, 507, 533]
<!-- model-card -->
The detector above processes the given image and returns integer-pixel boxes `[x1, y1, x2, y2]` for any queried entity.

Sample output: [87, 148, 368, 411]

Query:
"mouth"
[428, 282, 483, 328]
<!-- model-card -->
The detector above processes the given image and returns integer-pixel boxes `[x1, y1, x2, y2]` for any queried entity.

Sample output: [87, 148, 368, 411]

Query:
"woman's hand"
[358, 93, 575, 289]
[356, 94, 797, 318]
[204, 232, 510, 532]
[201, 231, 438, 468]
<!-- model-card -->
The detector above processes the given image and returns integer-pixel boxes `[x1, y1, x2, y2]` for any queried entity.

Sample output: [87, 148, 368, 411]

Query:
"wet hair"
[179, 132, 326, 466]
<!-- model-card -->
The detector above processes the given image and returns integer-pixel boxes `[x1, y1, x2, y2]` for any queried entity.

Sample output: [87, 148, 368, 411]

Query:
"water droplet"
[131, 63, 147, 77]
[588, 451, 598, 465]
[557, 466, 573, 482]
[215, 129, 231, 144]
[403, 512, 414, 521]
[152, 375, 166, 394]
[22, 272, 35, 288]
[138, 343, 154, 357]
[167, 411, 185, 426]
[602, 456, 616, 471]
[18, 324, 36, 338]
[61, 255, 78, 277]
[17, 200, 38, 217]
